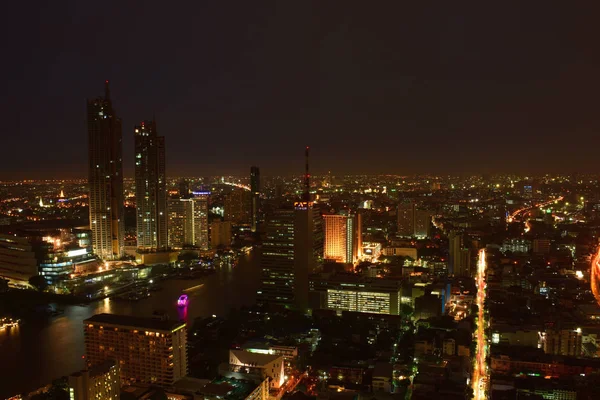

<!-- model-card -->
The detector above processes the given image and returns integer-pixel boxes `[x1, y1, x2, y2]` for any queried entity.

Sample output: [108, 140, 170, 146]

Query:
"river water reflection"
[0, 251, 260, 398]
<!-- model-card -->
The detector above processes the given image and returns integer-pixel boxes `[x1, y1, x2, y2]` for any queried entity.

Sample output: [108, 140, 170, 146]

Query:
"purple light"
[177, 294, 189, 307]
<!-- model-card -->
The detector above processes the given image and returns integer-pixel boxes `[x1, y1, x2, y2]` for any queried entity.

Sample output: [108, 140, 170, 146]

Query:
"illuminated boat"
[177, 294, 189, 307]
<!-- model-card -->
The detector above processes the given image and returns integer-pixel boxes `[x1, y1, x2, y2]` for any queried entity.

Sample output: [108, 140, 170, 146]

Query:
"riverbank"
[0, 290, 87, 319]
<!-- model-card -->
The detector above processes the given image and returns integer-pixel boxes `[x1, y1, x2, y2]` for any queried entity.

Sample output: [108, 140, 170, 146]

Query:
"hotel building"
[84, 313, 187, 386]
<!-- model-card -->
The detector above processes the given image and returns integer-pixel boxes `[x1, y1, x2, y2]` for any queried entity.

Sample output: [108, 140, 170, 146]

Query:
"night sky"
[2, 2, 600, 179]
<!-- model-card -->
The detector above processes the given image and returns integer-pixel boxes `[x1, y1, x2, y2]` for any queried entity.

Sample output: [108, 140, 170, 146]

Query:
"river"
[0, 251, 260, 398]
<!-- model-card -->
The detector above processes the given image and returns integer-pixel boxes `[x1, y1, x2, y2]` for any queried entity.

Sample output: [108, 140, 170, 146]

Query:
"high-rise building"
[449, 232, 471, 277]
[224, 189, 251, 225]
[323, 212, 360, 264]
[134, 120, 167, 251]
[167, 197, 186, 249]
[397, 202, 415, 237]
[397, 202, 431, 238]
[250, 166, 260, 232]
[167, 193, 209, 249]
[87, 81, 124, 260]
[258, 147, 323, 310]
[211, 220, 232, 248]
[68, 360, 120, 400]
[414, 210, 431, 238]
[84, 313, 187, 386]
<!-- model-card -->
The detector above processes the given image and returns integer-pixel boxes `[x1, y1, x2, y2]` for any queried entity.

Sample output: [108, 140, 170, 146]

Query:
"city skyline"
[3, 3, 600, 179]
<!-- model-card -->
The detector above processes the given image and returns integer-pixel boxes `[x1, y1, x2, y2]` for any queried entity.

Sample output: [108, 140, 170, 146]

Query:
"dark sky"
[2, 2, 600, 179]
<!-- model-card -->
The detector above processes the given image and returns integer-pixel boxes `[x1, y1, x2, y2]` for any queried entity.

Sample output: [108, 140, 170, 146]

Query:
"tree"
[401, 304, 413, 317]
[29, 275, 48, 292]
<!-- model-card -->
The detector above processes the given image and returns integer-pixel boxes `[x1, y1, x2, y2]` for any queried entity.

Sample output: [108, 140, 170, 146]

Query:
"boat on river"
[177, 294, 189, 307]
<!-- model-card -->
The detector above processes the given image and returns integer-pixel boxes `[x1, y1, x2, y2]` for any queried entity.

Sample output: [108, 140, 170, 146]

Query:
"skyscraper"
[87, 81, 124, 260]
[414, 210, 432, 238]
[323, 212, 359, 264]
[258, 147, 323, 311]
[397, 202, 431, 238]
[449, 232, 471, 277]
[224, 189, 251, 225]
[250, 166, 260, 232]
[134, 120, 167, 251]
[167, 193, 209, 250]
[397, 201, 415, 237]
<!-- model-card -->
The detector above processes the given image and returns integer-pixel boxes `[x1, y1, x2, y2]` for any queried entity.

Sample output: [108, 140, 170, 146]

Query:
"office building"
[250, 166, 260, 232]
[0, 229, 97, 284]
[210, 221, 232, 248]
[0, 233, 38, 282]
[414, 210, 431, 238]
[68, 360, 120, 400]
[84, 313, 187, 386]
[134, 120, 167, 251]
[257, 147, 323, 310]
[167, 192, 209, 250]
[543, 328, 583, 357]
[449, 232, 471, 277]
[533, 239, 551, 254]
[87, 81, 124, 260]
[323, 212, 360, 264]
[167, 197, 186, 248]
[397, 202, 414, 237]
[397, 202, 431, 238]
[309, 274, 401, 315]
[224, 189, 251, 225]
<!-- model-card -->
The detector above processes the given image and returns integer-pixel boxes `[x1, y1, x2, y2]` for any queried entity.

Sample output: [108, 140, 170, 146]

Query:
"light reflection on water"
[0, 252, 259, 398]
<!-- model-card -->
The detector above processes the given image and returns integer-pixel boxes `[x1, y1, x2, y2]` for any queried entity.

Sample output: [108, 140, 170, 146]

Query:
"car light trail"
[472, 249, 488, 400]
[506, 196, 563, 224]
[183, 284, 204, 292]
[591, 248, 600, 306]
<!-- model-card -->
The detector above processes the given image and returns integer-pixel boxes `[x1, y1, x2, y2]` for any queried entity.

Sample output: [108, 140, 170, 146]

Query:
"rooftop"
[85, 313, 185, 332]
[230, 349, 282, 366]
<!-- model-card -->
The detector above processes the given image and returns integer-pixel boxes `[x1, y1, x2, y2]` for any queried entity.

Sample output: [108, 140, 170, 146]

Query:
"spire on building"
[303, 146, 310, 202]
[60, 189, 65, 198]
[104, 80, 110, 100]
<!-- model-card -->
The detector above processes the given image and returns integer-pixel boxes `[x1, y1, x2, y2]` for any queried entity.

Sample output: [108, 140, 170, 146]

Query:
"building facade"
[224, 189, 251, 225]
[84, 313, 187, 386]
[250, 166, 260, 233]
[323, 213, 360, 264]
[397, 202, 415, 237]
[68, 360, 120, 400]
[309, 275, 401, 315]
[257, 205, 323, 310]
[210, 221, 232, 248]
[167, 193, 209, 249]
[87, 81, 124, 260]
[134, 120, 167, 251]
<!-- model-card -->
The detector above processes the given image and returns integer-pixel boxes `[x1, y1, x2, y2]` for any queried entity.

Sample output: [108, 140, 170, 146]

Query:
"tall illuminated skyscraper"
[134, 120, 167, 251]
[167, 193, 209, 250]
[397, 201, 415, 237]
[258, 147, 323, 310]
[87, 81, 124, 260]
[250, 166, 260, 232]
[224, 189, 251, 225]
[323, 212, 360, 264]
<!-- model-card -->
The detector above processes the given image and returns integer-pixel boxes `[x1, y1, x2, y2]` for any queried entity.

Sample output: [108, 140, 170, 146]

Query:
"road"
[591, 247, 600, 305]
[506, 196, 563, 223]
[472, 249, 488, 400]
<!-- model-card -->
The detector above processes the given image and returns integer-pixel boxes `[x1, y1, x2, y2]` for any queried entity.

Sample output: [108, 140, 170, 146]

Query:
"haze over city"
[3, 2, 600, 179]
